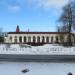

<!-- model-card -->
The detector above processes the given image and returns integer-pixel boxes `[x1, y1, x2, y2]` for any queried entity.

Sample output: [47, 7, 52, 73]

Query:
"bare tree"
[57, 26, 65, 44]
[59, 0, 75, 46]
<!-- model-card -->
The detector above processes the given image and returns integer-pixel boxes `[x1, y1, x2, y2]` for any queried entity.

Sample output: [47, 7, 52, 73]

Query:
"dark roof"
[8, 32, 69, 34]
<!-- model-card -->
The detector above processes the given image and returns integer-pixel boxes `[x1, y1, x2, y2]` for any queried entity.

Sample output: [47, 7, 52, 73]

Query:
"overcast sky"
[0, 0, 69, 32]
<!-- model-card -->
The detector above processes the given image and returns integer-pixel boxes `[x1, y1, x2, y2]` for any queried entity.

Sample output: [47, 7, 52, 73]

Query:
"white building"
[4, 26, 75, 44]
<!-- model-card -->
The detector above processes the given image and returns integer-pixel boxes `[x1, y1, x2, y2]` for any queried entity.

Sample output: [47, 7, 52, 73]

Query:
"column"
[12, 36, 14, 43]
[26, 36, 28, 43]
[17, 37, 19, 43]
[40, 36, 42, 43]
[31, 36, 33, 43]
[44, 36, 46, 43]
[53, 36, 55, 43]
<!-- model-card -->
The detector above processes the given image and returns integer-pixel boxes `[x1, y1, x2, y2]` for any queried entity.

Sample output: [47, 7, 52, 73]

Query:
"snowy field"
[0, 44, 75, 75]
[0, 62, 75, 75]
[0, 44, 75, 55]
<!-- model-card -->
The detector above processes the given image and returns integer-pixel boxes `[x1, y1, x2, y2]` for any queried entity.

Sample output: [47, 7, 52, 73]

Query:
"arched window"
[37, 36, 40, 43]
[10, 36, 12, 42]
[28, 36, 31, 43]
[19, 36, 22, 43]
[33, 36, 36, 43]
[46, 36, 49, 43]
[51, 36, 53, 43]
[55, 36, 58, 43]
[42, 36, 45, 43]
[14, 36, 17, 43]
[24, 36, 26, 43]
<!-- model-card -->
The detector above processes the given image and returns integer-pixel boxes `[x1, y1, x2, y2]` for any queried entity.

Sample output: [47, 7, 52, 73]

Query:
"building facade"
[4, 26, 75, 44]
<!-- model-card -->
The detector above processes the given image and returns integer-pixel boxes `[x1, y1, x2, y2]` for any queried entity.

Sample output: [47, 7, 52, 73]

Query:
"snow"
[0, 62, 75, 75]
[0, 44, 75, 55]
[0, 44, 75, 75]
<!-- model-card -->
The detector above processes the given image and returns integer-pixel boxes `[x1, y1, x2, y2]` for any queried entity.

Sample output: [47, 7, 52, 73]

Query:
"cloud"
[7, 5, 21, 12]
[0, 0, 21, 12]
[25, 0, 69, 9]
[0, 0, 69, 11]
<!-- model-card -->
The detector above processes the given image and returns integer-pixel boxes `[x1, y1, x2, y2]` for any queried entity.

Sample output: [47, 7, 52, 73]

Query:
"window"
[55, 36, 58, 43]
[46, 36, 49, 43]
[51, 36, 53, 43]
[37, 36, 40, 43]
[42, 36, 45, 43]
[33, 36, 36, 43]
[24, 36, 26, 43]
[19, 36, 22, 43]
[10, 36, 12, 42]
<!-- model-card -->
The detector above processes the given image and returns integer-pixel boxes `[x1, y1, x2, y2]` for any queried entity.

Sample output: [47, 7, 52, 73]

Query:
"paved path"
[0, 54, 75, 62]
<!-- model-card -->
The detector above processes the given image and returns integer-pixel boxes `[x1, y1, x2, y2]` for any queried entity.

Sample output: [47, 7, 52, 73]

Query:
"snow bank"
[0, 44, 75, 55]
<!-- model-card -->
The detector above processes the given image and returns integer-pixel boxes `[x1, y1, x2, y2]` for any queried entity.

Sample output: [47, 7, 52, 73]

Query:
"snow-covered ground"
[0, 44, 75, 55]
[0, 62, 75, 75]
[0, 44, 75, 75]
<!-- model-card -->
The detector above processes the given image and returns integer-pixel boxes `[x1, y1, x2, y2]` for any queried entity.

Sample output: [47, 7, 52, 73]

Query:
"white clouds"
[0, 0, 69, 11]
[0, 0, 21, 12]
[7, 5, 21, 12]
[25, 0, 69, 9]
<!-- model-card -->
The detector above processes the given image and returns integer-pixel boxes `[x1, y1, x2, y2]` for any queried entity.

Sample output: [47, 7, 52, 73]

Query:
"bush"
[0, 36, 4, 43]
[27, 42, 44, 46]
[62, 42, 72, 47]
[19, 44, 31, 48]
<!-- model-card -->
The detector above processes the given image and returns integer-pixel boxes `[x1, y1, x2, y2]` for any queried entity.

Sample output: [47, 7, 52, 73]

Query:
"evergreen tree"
[0, 28, 4, 43]
[0, 36, 4, 43]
